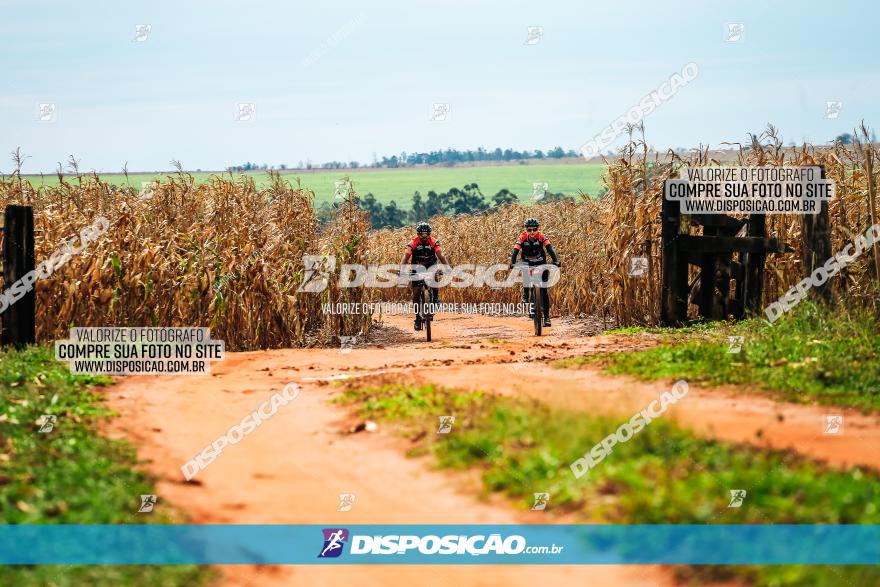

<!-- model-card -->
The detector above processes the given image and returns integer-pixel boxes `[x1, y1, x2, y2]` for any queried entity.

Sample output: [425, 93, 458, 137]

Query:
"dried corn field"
[0, 170, 370, 350]
[367, 199, 621, 323]
[3, 125, 879, 347]
[368, 126, 880, 326]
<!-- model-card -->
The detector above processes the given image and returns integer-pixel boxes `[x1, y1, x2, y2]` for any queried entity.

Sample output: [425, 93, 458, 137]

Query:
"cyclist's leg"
[522, 285, 534, 317]
[425, 263, 439, 314]
[411, 281, 422, 325]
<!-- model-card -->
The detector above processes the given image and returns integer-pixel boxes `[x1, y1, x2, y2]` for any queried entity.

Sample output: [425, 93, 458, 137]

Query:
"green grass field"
[560, 301, 880, 412]
[21, 163, 606, 208]
[0, 346, 212, 586]
[335, 381, 880, 587]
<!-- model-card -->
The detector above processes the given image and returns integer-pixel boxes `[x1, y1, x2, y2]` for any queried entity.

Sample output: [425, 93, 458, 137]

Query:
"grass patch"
[569, 302, 880, 412]
[335, 381, 880, 586]
[604, 321, 721, 337]
[0, 345, 213, 586]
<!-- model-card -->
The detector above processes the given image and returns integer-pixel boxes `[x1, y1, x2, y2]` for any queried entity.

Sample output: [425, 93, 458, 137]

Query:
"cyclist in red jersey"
[509, 218, 560, 327]
[400, 222, 449, 331]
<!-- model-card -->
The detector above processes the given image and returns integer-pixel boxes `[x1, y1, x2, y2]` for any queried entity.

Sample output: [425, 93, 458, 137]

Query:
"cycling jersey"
[511, 230, 559, 321]
[513, 231, 552, 265]
[406, 236, 441, 268]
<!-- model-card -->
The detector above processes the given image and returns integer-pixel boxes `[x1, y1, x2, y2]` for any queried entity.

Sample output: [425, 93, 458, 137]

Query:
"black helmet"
[416, 222, 431, 235]
[524, 218, 539, 229]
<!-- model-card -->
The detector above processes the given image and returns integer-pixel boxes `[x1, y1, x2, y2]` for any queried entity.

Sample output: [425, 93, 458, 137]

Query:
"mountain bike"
[514, 262, 546, 336]
[413, 271, 435, 342]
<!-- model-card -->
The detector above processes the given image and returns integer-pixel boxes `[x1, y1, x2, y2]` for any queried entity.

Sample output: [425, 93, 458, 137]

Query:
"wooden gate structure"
[660, 170, 831, 326]
[1, 205, 36, 348]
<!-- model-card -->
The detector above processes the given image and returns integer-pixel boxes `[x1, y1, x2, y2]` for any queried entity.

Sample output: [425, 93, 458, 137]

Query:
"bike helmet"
[416, 222, 431, 235]
[524, 218, 539, 229]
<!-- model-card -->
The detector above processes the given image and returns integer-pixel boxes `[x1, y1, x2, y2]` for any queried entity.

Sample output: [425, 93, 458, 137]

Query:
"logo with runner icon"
[318, 528, 350, 558]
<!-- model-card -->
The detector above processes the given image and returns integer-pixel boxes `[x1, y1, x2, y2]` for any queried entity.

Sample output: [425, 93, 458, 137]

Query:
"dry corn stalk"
[0, 169, 370, 350]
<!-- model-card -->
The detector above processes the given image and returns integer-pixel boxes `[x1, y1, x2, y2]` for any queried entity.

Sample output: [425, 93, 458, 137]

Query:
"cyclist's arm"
[545, 244, 559, 264]
[430, 239, 448, 266]
[511, 235, 526, 266]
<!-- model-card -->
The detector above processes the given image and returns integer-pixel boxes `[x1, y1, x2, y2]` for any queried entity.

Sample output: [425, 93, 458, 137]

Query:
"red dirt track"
[103, 313, 878, 586]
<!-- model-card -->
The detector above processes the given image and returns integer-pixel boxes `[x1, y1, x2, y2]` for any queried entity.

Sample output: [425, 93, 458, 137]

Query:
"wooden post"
[660, 181, 687, 326]
[698, 226, 718, 320]
[865, 151, 880, 280]
[743, 213, 766, 316]
[802, 166, 832, 302]
[2, 205, 36, 347]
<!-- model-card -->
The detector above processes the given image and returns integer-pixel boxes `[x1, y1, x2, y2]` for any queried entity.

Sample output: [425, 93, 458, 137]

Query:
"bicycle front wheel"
[532, 284, 542, 336]
[422, 286, 433, 342]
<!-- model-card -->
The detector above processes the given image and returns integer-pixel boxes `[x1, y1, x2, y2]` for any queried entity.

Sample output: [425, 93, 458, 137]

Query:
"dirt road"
[102, 313, 879, 586]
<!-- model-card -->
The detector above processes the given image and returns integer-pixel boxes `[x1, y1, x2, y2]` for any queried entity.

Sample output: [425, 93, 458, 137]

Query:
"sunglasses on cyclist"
[526, 227, 537, 232]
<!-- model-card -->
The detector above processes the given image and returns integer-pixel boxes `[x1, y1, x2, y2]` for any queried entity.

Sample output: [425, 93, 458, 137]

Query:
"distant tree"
[836, 133, 853, 145]
[548, 146, 566, 159]
[380, 155, 400, 168]
[354, 194, 407, 229]
[410, 191, 428, 221]
[381, 201, 408, 228]
[349, 161, 359, 168]
[360, 193, 384, 227]
[424, 190, 452, 217]
[449, 183, 488, 215]
[492, 188, 518, 206]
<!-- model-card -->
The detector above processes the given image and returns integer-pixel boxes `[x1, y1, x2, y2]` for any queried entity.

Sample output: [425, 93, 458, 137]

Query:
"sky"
[2, 0, 878, 174]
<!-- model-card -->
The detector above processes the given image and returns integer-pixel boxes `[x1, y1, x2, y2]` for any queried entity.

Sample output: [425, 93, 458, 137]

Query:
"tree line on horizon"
[225, 131, 868, 174]
[227, 146, 581, 173]
[374, 146, 580, 168]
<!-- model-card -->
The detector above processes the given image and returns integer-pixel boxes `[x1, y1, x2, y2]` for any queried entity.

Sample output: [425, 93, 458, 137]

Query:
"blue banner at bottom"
[0, 525, 877, 565]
